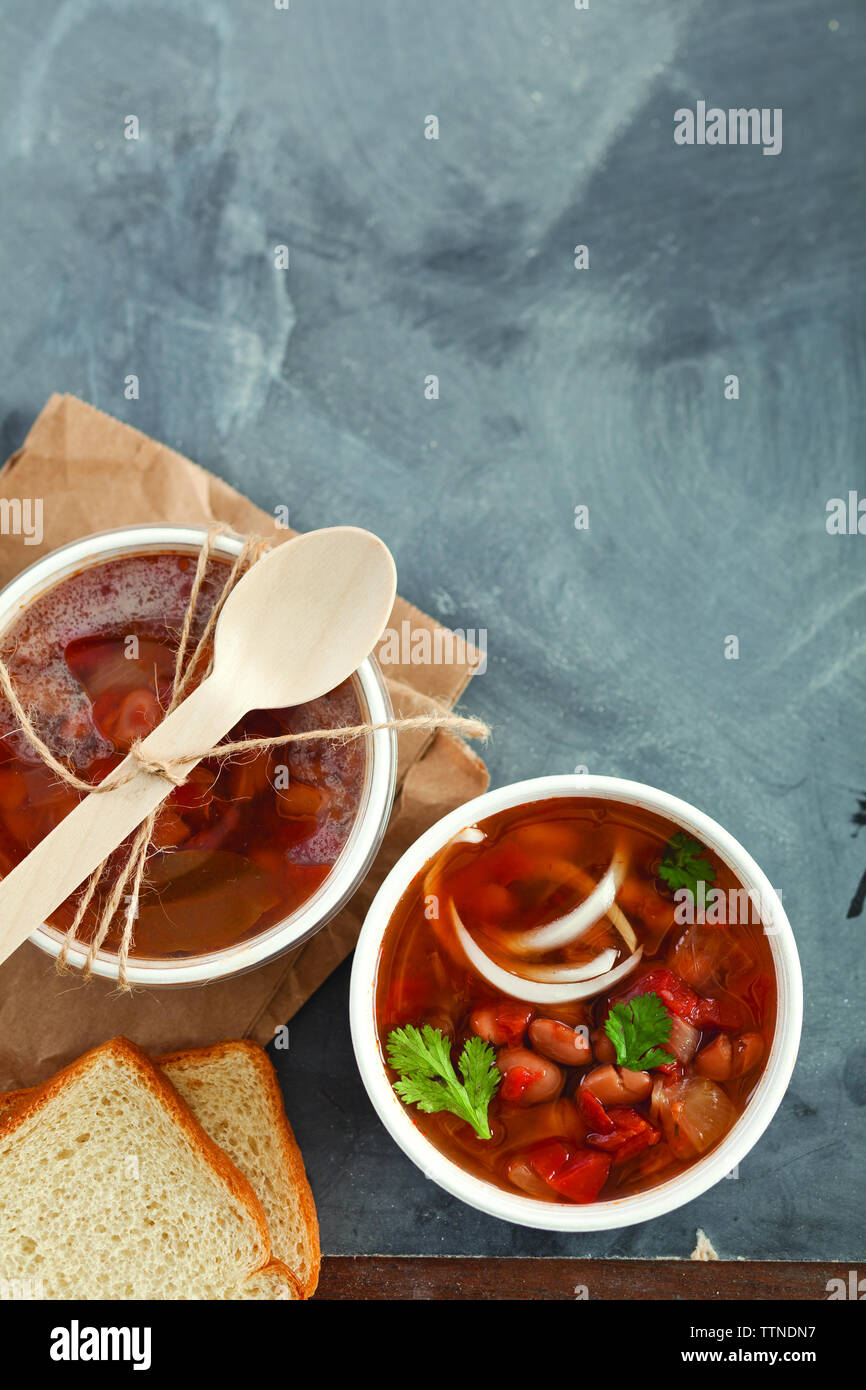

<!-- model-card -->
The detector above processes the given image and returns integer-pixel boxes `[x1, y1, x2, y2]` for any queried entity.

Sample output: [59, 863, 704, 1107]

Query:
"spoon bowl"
[0, 525, 397, 973]
[213, 527, 397, 713]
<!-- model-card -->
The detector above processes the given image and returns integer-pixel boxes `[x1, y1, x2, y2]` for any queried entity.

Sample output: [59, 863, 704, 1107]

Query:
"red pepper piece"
[616, 967, 742, 1033]
[526, 1139, 572, 1184]
[622, 967, 704, 1024]
[170, 766, 216, 811]
[656, 1058, 685, 1081]
[585, 1106, 661, 1166]
[491, 1003, 535, 1048]
[92, 687, 163, 748]
[577, 1085, 616, 1133]
[547, 1150, 611, 1203]
[695, 995, 744, 1031]
[607, 1130, 660, 1165]
[500, 1065, 543, 1103]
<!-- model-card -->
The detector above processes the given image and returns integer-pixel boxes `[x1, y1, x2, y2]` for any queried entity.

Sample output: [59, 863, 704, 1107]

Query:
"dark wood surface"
[315, 1256, 846, 1301]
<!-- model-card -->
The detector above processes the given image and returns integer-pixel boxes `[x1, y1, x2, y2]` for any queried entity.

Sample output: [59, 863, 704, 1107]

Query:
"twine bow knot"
[0, 525, 488, 988]
[125, 748, 189, 786]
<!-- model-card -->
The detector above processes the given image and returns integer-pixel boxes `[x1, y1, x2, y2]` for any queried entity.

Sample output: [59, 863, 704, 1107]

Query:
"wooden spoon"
[0, 525, 396, 970]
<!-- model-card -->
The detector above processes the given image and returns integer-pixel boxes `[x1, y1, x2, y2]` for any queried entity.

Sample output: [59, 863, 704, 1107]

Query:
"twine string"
[0, 526, 489, 988]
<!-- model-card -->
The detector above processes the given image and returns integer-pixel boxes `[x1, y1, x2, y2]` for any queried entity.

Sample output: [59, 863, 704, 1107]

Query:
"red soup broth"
[375, 798, 777, 1204]
[0, 550, 366, 958]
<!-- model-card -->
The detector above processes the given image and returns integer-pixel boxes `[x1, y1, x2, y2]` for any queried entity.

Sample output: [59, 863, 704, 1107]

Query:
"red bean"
[591, 1028, 617, 1064]
[693, 1034, 731, 1080]
[469, 1003, 534, 1048]
[617, 1070, 653, 1103]
[505, 1157, 557, 1200]
[497, 1047, 564, 1105]
[694, 1031, 764, 1081]
[582, 1064, 652, 1106]
[528, 1017, 592, 1067]
[730, 1033, 764, 1077]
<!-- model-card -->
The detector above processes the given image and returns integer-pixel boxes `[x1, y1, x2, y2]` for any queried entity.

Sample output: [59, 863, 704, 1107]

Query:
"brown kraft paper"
[0, 394, 488, 1088]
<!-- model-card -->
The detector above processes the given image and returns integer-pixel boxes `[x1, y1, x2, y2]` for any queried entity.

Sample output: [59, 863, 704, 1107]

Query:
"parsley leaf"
[386, 1025, 500, 1140]
[658, 831, 717, 902]
[604, 993, 673, 1071]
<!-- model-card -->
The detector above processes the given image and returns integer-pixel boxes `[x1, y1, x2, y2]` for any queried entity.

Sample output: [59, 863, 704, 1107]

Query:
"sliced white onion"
[665, 1013, 700, 1064]
[450, 826, 485, 845]
[599, 895, 638, 953]
[507, 847, 630, 955]
[422, 828, 485, 912]
[510, 947, 618, 983]
[554, 860, 638, 953]
[452, 902, 643, 1003]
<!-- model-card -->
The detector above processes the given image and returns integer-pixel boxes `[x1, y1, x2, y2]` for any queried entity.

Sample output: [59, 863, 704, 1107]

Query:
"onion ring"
[506, 846, 633, 954]
[452, 900, 643, 1003]
[508, 947, 618, 983]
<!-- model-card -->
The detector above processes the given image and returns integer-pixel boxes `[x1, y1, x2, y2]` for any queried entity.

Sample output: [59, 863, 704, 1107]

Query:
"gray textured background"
[1, 0, 864, 1260]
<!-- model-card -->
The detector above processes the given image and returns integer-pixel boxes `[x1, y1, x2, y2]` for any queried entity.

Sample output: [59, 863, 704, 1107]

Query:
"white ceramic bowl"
[0, 525, 397, 986]
[350, 773, 802, 1231]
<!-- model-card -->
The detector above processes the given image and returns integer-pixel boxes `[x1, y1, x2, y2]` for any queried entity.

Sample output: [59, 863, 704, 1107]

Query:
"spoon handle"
[0, 679, 236, 968]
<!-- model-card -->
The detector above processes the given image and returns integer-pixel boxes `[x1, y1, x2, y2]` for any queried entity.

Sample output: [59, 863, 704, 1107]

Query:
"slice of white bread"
[0, 1039, 318, 1297]
[157, 1041, 320, 1297]
[0, 1091, 29, 1118]
[230, 1259, 300, 1299]
[0, 1037, 300, 1300]
[156, 1045, 322, 1289]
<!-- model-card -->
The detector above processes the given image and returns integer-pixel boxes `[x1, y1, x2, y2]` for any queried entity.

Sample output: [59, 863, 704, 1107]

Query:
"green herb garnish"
[386, 1025, 500, 1140]
[604, 993, 673, 1071]
[658, 831, 717, 902]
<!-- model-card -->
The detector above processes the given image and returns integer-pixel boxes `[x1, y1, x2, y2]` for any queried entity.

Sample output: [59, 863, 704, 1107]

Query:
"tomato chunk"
[619, 967, 702, 1022]
[470, 1002, 534, 1048]
[548, 1150, 611, 1202]
[616, 967, 741, 1032]
[655, 1058, 685, 1082]
[170, 766, 216, 811]
[525, 1140, 611, 1203]
[93, 687, 163, 747]
[526, 1139, 572, 1185]
[585, 1105, 661, 1166]
[695, 995, 744, 1031]
[151, 807, 192, 849]
[577, 1084, 616, 1134]
[493, 1003, 535, 1048]
[500, 1065, 544, 1103]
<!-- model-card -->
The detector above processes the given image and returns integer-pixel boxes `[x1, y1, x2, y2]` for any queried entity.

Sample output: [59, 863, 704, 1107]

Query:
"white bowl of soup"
[350, 775, 802, 1230]
[0, 526, 397, 986]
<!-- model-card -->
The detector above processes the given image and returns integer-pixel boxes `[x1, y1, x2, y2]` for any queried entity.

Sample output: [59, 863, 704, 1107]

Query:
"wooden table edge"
[314, 1255, 852, 1300]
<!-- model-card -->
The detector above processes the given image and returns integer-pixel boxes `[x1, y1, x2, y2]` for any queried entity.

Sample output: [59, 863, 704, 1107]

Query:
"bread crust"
[241, 1258, 305, 1300]
[158, 1039, 321, 1296]
[0, 1087, 28, 1118]
[0, 1036, 272, 1284]
[0, 1037, 320, 1297]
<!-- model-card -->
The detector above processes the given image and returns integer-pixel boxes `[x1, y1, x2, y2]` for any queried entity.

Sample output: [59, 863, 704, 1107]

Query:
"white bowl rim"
[0, 524, 397, 986]
[350, 773, 803, 1232]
